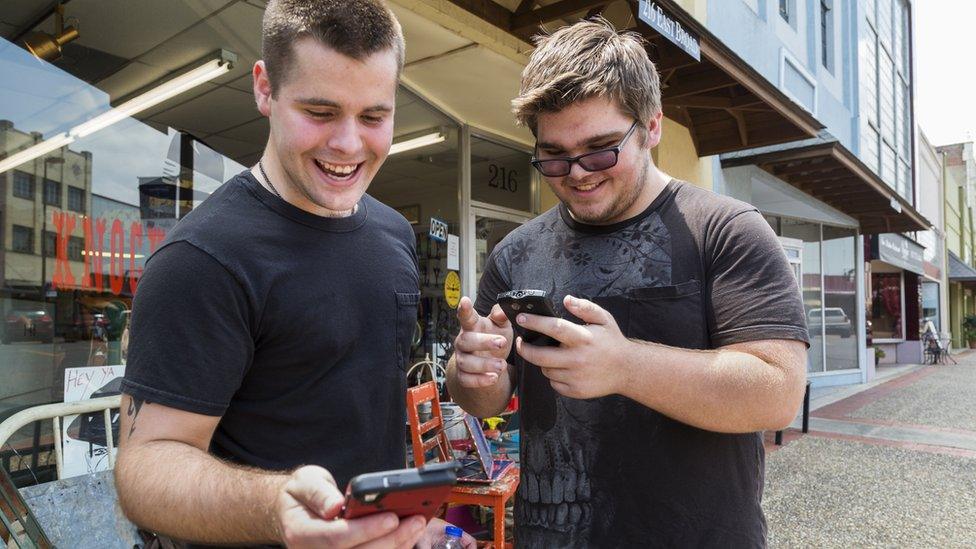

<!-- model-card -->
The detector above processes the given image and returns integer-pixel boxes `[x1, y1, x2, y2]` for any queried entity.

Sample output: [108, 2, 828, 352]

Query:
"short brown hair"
[262, 0, 405, 94]
[512, 18, 661, 136]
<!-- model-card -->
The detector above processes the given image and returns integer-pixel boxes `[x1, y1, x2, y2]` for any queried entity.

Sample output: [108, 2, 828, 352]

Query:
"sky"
[914, 0, 976, 146]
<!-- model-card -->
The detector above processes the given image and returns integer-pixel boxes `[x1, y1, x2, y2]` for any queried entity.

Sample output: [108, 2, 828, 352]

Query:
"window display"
[871, 272, 903, 340]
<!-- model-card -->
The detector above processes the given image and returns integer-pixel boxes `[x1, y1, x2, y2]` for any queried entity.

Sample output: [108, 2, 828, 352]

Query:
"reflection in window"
[781, 219, 824, 373]
[13, 225, 34, 254]
[871, 272, 903, 339]
[44, 230, 57, 257]
[823, 226, 858, 371]
[780, 0, 792, 23]
[43, 178, 61, 206]
[921, 281, 939, 332]
[68, 186, 85, 213]
[68, 236, 84, 262]
[13, 170, 34, 199]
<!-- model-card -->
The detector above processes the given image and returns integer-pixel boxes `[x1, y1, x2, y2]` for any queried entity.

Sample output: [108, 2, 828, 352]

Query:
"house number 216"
[488, 164, 518, 193]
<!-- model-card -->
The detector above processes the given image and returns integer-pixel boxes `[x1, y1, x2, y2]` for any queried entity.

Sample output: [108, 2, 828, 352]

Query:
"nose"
[567, 159, 590, 181]
[327, 116, 362, 157]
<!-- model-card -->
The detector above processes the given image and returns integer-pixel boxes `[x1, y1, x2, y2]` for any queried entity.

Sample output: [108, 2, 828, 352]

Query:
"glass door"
[468, 207, 532, 300]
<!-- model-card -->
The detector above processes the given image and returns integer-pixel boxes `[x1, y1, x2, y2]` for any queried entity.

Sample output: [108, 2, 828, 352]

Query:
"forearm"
[446, 354, 513, 418]
[115, 440, 286, 545]
[618, 340, 806, 433]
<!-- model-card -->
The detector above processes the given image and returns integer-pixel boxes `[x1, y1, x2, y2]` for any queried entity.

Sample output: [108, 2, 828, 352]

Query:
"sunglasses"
[530, 120, 639, 178]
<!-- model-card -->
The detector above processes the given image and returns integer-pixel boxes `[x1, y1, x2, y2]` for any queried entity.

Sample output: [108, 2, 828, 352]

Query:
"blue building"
[706, 0, 931, 386]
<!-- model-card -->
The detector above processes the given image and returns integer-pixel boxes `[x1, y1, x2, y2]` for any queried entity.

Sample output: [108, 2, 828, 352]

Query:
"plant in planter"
[873, 346, 885, 366]
[963, 314, 976, 349]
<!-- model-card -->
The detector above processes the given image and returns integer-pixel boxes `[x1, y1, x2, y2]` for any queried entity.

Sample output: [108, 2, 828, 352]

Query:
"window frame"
[12, 225, 34, 254]
[12, 171, 35, 200]
[42, 178, 62, 207]
[67, 185, 85, 213]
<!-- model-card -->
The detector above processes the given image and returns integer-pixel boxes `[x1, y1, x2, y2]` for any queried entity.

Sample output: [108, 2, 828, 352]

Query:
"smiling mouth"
[569, 179, 605, 193]
[314, 158, 362, 181]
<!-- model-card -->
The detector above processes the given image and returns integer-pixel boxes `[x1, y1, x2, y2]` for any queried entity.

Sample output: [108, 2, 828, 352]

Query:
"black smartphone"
[497, 290, 560, 347]
[342, 461, 458, 520]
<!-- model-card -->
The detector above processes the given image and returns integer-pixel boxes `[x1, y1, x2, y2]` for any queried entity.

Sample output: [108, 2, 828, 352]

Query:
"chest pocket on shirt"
[621, 280, 709, 350]
[395, 291, 420, 371]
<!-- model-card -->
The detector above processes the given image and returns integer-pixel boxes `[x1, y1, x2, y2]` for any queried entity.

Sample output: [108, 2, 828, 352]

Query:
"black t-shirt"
[122, 171, 419, 490]
[475, 180, 808, 548]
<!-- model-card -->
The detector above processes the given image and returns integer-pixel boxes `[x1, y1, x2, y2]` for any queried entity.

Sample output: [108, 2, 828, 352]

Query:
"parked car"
[3, 308, 54, 344]
[808, 307, 852, 338]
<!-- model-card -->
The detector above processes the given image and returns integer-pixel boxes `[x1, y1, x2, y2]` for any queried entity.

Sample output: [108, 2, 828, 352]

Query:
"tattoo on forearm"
[126, 397, 149, 436]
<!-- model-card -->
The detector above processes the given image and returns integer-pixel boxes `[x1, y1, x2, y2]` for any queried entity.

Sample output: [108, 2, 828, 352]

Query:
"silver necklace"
[257, 159, 282, 198]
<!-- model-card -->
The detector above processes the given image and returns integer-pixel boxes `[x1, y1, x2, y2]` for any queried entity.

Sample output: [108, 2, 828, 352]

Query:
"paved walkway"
[762, 352, 976, 547]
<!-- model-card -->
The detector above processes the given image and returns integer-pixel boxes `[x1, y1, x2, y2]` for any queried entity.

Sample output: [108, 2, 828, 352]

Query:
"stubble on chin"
[565, 175, 647, 225]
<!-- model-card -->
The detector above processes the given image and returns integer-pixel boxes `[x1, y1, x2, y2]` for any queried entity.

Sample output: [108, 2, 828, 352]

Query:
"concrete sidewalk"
[762, 353, 976, 547]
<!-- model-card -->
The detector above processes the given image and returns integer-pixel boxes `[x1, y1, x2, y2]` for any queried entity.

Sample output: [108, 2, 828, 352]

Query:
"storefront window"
[0, 17, 247, 436]
[921, 281, 939, 332]
[823, 226, 858, 371]
[870, 272, 903, 339]
[470, 135, 533, 213]
[371, 87, 461, 363]
[781, 219, 824, 373]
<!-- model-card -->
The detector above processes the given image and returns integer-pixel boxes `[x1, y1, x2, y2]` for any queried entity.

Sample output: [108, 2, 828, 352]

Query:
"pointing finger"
[456, 297, 481, 331]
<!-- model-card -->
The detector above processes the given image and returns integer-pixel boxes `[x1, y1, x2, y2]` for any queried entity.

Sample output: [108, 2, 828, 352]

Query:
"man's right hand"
[276, 465, 426, 548]
[453, 296, 514, 388]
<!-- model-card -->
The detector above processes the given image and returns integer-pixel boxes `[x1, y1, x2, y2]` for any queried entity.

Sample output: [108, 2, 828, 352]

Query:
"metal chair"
[937, 332, 957, 364]
[0, 396, 125, 548]
[406, 383, 518, 548]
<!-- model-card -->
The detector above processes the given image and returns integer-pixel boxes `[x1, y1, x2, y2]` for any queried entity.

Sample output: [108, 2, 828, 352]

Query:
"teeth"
[575, 182, 600, 191]
[316, 159, 358, 175]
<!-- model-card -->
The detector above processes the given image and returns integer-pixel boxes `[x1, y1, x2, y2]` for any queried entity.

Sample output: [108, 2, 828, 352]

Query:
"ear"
[644, 110, 664, 149]
[253, 60, 273, 117]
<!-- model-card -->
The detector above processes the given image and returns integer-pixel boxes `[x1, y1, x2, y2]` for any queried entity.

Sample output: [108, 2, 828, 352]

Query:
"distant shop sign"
[872, 233, 924, 275]
[638, 0, 701, 61]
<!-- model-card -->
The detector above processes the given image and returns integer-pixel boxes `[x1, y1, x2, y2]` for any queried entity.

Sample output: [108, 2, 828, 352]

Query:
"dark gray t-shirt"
[474, 180, 808, 548]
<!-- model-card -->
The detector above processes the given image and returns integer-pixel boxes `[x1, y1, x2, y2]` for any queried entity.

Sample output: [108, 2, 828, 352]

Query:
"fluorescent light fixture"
[389, 131, 445, 156]
[0, 50, 234, 175]
[0, 133, 75, 174]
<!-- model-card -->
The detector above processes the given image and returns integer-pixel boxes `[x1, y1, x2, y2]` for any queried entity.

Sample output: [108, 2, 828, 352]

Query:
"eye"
[305, 110, 332, 119]
[361, 114, 385, 125]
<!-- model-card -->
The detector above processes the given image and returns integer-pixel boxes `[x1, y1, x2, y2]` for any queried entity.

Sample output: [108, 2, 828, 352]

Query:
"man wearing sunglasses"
[447, 18, 809, 548]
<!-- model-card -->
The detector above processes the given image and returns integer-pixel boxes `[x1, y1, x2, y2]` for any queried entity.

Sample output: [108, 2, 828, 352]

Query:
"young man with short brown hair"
[116, 2, 472, 547]
[449, 19, 808, 547]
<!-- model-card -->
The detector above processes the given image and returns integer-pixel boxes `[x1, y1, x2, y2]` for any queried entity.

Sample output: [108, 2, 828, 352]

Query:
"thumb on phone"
[488, 304, 510, 328]
[286, 466, 345, 519]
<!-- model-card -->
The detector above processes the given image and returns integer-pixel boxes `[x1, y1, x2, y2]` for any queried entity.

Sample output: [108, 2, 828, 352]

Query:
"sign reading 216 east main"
[638, 0, 701, 62]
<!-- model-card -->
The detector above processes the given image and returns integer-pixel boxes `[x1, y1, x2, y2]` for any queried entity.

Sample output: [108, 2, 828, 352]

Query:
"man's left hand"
[515, 295, 631, 399]
[414, 517, 476, 549]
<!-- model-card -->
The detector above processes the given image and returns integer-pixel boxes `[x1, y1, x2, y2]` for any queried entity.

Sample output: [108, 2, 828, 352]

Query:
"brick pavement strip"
[764, 436, 976, 548]
[848, 360, 976, 431]
[764, 356, 976, 547]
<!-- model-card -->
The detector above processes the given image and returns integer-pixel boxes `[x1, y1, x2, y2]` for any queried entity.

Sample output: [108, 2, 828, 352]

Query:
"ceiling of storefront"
[0, 0, 538, 170]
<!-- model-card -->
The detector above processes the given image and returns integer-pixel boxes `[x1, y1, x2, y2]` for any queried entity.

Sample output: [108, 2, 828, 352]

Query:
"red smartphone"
[342, 461, 458, 520]
[497, 289, 560, 346]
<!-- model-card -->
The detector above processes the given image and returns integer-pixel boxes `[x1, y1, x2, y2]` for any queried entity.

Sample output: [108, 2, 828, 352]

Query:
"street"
[764, 352, 976, 547]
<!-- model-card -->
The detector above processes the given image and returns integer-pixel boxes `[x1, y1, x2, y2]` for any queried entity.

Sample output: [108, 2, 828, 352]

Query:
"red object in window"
[505, 395, 519, 412]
